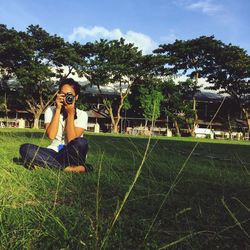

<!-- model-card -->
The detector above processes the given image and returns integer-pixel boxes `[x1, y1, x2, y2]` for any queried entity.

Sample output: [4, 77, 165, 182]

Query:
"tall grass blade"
[100, 102, 157, 249]
[222, 198, 250, 238]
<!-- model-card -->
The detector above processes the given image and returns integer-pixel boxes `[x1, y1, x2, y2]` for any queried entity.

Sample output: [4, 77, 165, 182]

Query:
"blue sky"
[0, 0, 249, 54]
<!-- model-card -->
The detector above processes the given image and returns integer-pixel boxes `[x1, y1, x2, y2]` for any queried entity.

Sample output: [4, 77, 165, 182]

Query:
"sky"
[0, 0, 249, 54]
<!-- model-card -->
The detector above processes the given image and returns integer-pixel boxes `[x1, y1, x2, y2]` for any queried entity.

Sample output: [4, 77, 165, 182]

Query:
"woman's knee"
[19, 143, 37, 160]
[20, 143, 29, 157]
[72, 137, 88, 149]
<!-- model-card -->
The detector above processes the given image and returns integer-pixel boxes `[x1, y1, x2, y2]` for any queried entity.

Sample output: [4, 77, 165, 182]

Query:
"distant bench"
[87, 123, 100, 133]
[194, 128, 214, 139]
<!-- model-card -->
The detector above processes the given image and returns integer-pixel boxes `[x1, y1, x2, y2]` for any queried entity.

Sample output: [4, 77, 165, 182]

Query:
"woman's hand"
[64, 99, 75, 116]
[55, 93, 64, 110]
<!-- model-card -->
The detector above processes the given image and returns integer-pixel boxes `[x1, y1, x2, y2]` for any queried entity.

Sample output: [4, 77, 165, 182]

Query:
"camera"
[65, 92, 74, 104]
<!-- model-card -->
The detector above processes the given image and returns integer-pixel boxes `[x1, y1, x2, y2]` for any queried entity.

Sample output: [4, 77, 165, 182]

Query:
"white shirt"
[44, 106, 88, 152]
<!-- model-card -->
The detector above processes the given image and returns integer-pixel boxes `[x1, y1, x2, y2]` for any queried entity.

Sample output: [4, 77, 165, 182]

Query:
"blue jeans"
[19, 137, 88, 170]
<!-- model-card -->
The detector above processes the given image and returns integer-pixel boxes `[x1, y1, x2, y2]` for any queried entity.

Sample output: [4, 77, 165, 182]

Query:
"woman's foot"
[64, 163, 93, 173]
[64, 165, 86, 173]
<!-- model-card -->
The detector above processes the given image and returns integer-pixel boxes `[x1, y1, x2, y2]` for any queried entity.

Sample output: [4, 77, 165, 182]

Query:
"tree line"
[0, 24, 249, 134]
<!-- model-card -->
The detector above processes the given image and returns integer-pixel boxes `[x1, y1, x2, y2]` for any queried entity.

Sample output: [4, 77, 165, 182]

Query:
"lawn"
[0, 128, 249, 249]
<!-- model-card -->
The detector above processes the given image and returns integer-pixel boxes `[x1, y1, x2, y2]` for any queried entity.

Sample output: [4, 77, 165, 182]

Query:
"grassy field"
[0, 128, 249, 249]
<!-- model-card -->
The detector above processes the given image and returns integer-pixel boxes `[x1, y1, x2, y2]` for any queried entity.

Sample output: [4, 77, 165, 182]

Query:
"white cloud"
[187, 0, 223, 15]
[173, 0, 223, 15]
[68, 26, 158, 54]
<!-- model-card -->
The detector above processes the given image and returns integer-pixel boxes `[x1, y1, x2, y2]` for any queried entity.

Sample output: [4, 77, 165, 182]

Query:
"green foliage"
[1, 24, 249, 131]
[122, 97, 131, 111]
[138, 79, 164, 120]
[162, 79, 195, 122]
[154, 35, 223, 79]
[0, 97, 7, 112]
[205, 44, 250, 129]
[77, 38, 167, 132]
[0, 130, 249, 249]
[155, 35, 250, 131]
[206, 44, 250, 95]
[0, 25, 30, 75]
[0, 25, 86, 128]
[80, 38, 143, 88]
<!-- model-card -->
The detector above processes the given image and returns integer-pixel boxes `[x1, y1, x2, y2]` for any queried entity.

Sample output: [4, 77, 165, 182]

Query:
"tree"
[0, 77, 10, 113]
[0, 25, 83, 128]
[0, 24, 30, 76]
[130, 78, 164, 127]
[154, 36, 221, 132]
[12, 25, 58, 128]
[161, 79, 195, 136]
[0, 25, 30, 126]
[79, 38, 166, 133]
[205, 44, 250, 133]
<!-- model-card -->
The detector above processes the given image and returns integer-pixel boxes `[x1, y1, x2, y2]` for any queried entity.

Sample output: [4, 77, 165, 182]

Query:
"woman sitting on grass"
[19, 78, 93, 173]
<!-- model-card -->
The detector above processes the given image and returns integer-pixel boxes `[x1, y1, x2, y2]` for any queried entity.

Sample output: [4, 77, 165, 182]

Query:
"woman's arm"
[45, 94, 64, 140]
[65, 112, 84, 143]
[45, 108, 61, 140]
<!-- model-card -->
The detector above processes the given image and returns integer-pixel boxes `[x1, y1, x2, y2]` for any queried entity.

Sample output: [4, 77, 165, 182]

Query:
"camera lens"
[65, 93, 74, 104]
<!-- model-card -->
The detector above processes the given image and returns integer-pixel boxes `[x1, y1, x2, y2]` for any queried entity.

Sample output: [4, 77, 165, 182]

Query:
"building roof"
[86, 110, 108, 118]
[194, 91, 225, 103]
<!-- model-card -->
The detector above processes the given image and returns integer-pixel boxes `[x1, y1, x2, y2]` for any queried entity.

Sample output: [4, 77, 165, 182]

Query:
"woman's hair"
[59, 78, 81, 96]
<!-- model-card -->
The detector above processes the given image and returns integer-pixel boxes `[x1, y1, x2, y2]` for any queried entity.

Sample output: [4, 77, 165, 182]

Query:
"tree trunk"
[4, 93, 9, 127]
[191, 96, 198, 136]
[27, 92, 56, 129]
[112, 116, 121, 134]
[191, 71, 199, 136]
[113, 122, 119, 134]
[33, 117, 39, 129]
[242, 108, 250, 137]
[174, 120, 181, 136]
[245, 111, 250, 134]
[33, 114, 40, 129]
[33, 111, 43, 129]
[246, 117, 250, 140]
[106, 105, 119, 133]
[144, 119, 148, 129]
[227, 113, 233, 138]
[185, 119, 192, 135]
[108, 94, 127, 134]
[193, 96, 198, 121]
[6, 114, 8, 127]
[100, 82, 130, 134]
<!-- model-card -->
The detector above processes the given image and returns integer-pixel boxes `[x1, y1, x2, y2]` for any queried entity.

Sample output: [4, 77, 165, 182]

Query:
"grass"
[0, 128, 249, 249]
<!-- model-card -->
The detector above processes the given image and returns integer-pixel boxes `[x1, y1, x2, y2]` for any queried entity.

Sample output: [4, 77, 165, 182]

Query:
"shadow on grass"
[0, 130, 249, 249]
[0, 131, 45, 139]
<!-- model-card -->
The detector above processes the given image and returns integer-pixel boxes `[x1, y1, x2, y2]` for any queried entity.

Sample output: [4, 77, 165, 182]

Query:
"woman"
[19, 78, 92, 173]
